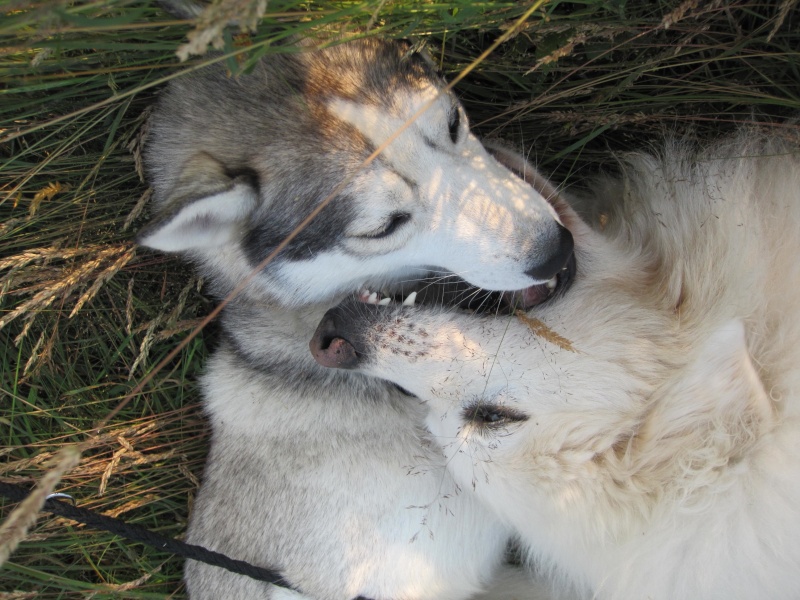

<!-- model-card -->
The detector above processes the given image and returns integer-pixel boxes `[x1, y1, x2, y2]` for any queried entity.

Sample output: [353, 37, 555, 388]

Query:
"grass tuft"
[0, 446, 81, 568]
[1, 0, 799, 597]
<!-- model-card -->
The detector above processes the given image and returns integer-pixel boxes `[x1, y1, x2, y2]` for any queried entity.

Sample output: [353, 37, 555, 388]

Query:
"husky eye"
[366, 212, 411, 239]
[448, 108, 461, 145]
[463, 402, 528, 428]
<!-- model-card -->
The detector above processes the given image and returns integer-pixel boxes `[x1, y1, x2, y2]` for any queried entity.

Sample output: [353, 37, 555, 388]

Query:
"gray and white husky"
[315, 133, 800, 599]
[138, 38, 573, 600]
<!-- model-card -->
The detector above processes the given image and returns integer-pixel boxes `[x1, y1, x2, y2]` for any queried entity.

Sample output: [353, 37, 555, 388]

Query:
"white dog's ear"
[638, 320, 774, 471]
[676, 319, 773, 429]
[137, 152, 258, 252]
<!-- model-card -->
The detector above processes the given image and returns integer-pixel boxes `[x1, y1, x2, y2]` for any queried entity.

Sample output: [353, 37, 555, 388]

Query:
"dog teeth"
[545, 276, 557, 290]
[359, 288, 415, 307]
[402, 291, 417, 307]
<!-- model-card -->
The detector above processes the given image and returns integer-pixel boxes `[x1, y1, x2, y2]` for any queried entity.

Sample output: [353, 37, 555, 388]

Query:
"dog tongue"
[502, 284, 552, 311]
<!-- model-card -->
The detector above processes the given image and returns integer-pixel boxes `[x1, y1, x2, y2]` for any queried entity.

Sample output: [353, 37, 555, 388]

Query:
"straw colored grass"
[1, 0, 799, 597]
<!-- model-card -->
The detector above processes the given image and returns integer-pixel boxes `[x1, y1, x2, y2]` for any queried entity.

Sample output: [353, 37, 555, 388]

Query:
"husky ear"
[137, 153, 258, 253]
[639, 320, 774, 466]
[482, 139, 584, 232]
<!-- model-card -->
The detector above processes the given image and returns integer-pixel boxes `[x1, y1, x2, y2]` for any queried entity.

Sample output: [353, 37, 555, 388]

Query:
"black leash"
[0, 481, 298, 591]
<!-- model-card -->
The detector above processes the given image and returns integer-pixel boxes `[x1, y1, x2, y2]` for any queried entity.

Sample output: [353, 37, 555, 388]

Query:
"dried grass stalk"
[768, 0, 797, 42]
[123, 188, 152, 232]
[0, 592, 39, 599]
[69, 245, 136, 317]
[0, 243, 135, 335]
[103, 495, 159, 518]
[0, 446, 81, 568]
[662, 0, 705, 29]
[125, 276, 135, 335]
[527, 33, 588, 73]
[129, 312, 163, 378]
[28, 183, 69, 218]
[84, 566, 162, 598]
[515, 310, 577, 353]
[176, 0, 268, 61]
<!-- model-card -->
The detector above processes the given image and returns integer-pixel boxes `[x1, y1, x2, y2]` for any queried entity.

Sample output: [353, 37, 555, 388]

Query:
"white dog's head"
[311, 144, 778, 594]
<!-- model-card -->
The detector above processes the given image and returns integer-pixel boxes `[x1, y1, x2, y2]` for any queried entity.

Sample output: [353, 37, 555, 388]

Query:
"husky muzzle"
[526, 223, 573, 282]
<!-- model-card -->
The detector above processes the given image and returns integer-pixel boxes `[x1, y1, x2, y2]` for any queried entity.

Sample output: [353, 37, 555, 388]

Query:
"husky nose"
[310, 308, 360, 369]
[526, 224, 574, 282]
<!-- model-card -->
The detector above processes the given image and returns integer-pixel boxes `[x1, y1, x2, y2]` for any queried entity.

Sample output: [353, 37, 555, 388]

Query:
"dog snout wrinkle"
[526, 224, 574, 282]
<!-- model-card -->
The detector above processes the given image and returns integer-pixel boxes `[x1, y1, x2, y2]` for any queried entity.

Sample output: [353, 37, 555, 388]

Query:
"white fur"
[343, 134, 800, 599]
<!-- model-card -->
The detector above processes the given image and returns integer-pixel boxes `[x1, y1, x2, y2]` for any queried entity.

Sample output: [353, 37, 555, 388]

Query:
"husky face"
[137, 39, 572, 306]
[312, 140, 799, 598]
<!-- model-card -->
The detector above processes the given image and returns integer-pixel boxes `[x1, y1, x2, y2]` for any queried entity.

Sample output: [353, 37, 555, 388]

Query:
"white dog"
[314, 132, 800, 599]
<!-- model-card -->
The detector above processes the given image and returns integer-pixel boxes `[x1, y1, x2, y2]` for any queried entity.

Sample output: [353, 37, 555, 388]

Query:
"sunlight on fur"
[318, 132, 800, 600]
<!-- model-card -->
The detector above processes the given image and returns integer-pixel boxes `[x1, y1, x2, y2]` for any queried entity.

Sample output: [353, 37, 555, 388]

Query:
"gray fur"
[139, 38, 567, 600]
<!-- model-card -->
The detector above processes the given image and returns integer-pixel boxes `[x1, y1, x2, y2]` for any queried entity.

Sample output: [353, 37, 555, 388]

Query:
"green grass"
[2, 0, 799, 597]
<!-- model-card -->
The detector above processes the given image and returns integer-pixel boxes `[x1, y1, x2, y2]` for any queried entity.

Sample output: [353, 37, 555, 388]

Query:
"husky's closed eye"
[360, 212, 412, 239]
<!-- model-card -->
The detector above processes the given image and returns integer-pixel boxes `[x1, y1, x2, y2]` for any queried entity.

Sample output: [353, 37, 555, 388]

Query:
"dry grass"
[1, 0, 799, 597]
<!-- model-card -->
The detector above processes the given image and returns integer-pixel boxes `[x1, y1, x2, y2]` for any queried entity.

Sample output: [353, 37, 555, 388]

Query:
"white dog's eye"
[463, 403, 528, 428]
[363, 212, 411, 239]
